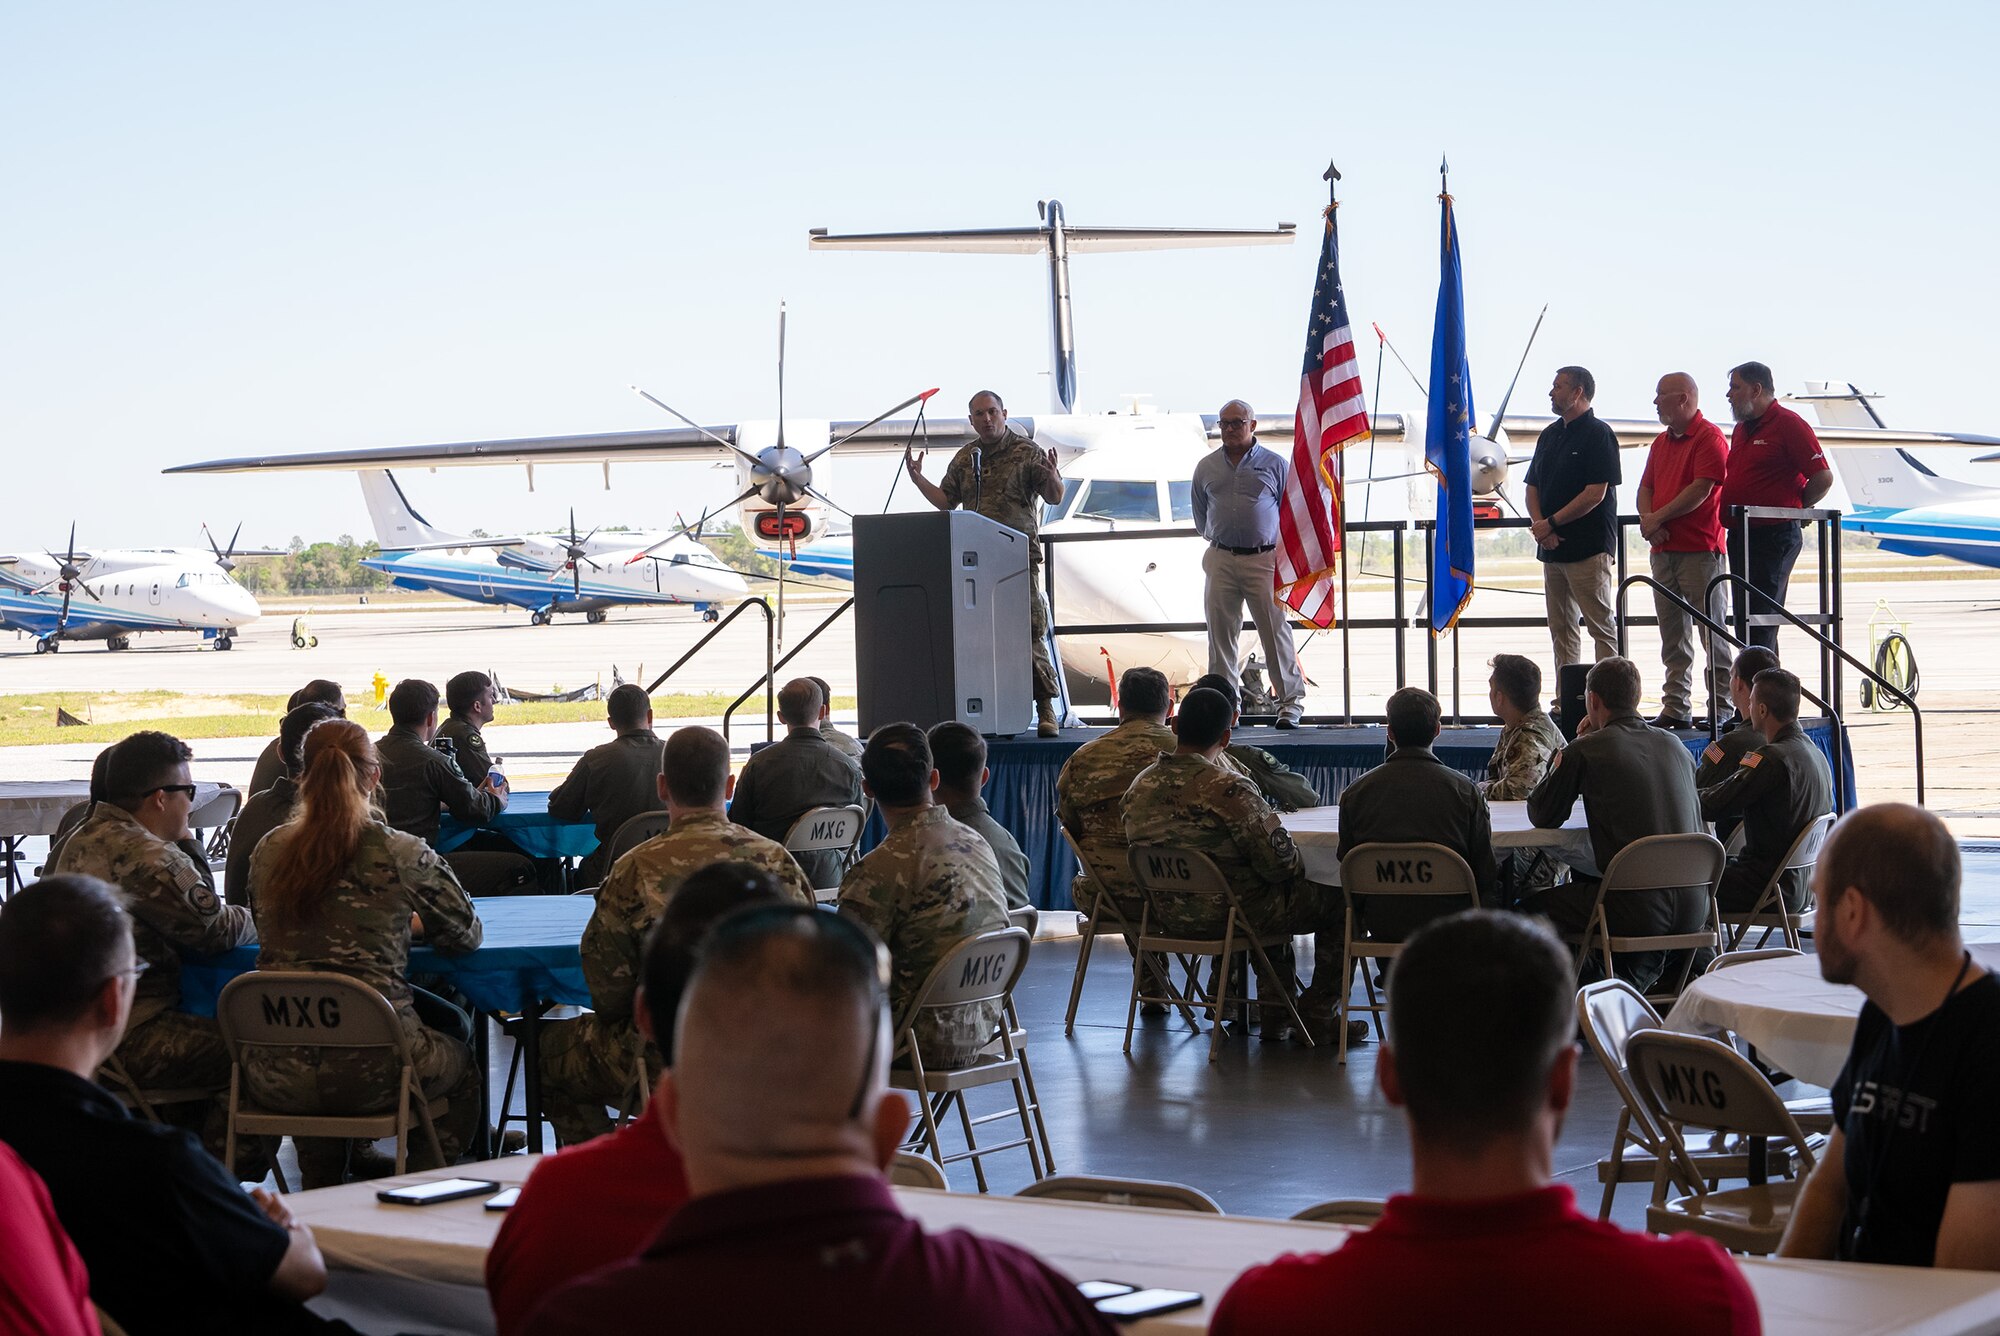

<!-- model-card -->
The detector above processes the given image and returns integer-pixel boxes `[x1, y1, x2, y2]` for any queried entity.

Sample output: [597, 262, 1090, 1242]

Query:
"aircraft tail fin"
[1788, 381, 1888, 430]
[1833, 448, 2000, 511]
[358, 470, 458, 550]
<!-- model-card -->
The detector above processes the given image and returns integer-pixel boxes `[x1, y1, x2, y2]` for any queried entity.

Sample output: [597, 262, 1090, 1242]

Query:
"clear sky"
[4, 1, 1997, 547]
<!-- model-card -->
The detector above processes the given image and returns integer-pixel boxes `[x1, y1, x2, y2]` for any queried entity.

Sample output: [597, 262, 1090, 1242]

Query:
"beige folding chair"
[1704, 947, 1803, 973]
[1335, 842, 1479, 1065]
[1562, 832, 1725, 1006]
[889, 1151, 950, 1190]
[216, 971, 448, 1192]
[1694, 947, 1833, 1132]
[1017, 1174, 1222, 1214]
[188, 785, 244, 874]
[889, 927, 1049, 1193]
[97, 1052, 221, 1125]
[1576, 978, 1801, 1222]
[1058, 828, 1181, 1037]
[1721, 812, 1834, 952]
[1125, 844, 1313, 1062]
[1290, 1198, 1387, 1226]
[1625, 1028, 1819, 1255]
[603, 810, 674, 870]
[784, 803, 866, 902]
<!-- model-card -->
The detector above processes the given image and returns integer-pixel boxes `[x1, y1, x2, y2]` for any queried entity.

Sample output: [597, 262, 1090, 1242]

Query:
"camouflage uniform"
[245, 821, 483, 1185]
[435, 716, 494, 787]
[1120, 751, 1339, 945]
[1220, 744, 1320, 812]
[1481, 708, 1566, 801]
[939, 430, 1059, 704]
[53, 805, 257, 1144]
[821, 719, 864, 761]
[540, 810, 813, 1145]
[838, 805, 1010, 1070]
[547, 729, 667, 887]
[1056, 720, 1177, 913]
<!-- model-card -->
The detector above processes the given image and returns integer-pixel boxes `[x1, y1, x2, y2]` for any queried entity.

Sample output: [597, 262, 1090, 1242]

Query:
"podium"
[853, 511, 1034, 737]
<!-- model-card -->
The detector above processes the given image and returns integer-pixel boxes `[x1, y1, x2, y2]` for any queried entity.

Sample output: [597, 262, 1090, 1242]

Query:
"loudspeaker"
[1557, 662, 1590, 740]
[852, 511, 1034, 737]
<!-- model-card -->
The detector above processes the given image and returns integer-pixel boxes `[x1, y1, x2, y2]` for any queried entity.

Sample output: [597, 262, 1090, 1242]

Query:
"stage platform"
[865, 718, 1855, 912]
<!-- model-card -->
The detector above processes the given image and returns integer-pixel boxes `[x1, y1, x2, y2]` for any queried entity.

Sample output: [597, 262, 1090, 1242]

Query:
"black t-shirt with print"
[1830, 967, 2000, 1266]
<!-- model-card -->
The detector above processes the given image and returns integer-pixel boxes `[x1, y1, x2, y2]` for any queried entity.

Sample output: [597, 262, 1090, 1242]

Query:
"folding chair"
[889, 1152, 950, 1190]
[890, 927, 1049, 1193]
[1017, 1174, 1222, 1214]
[216, 971, 449, 1193]
[1697, 947, 1833, 1132]
[1721, 812, 1834, 951]
[189, 786, 244, 875]
[1125, 844, 1313, 1062]
[1335, 842, 1479, 1065]
[783, 803, 865, 903]
[1626, 1028, 1819, 1255]
[602, 810, 674, 872]
[1562, 832, 1725, 1006]
[1058, 828, 1180, 1037]
[1576, 978, 1804, 1221]
[1704, 948, 1802, 973]
[98, 1052, 221, 1125]
[1290, 1198, 1387, 1226]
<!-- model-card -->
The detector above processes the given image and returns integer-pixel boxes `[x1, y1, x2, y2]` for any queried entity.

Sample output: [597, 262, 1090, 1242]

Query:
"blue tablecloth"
[437, 791, 600, 860]
[177, 895, 594, 1017]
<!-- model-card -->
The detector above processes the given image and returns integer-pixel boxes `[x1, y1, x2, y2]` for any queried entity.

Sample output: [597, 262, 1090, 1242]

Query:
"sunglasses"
[143, 785, 198, 801]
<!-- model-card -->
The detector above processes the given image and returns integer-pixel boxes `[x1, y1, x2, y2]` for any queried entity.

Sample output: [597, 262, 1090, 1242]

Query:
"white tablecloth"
[0, 779, 229, 839]
[287, 1163, 2000, 1335]
[1665, 942, 2000, 1088]
[1282, 800, 1595, 885]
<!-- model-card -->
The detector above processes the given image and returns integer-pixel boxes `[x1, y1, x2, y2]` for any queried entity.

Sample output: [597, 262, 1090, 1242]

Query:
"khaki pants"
[1543, 553, 1618, 669]
[1649, 548, 1730, 720]
[1201, 545, 1305, 713]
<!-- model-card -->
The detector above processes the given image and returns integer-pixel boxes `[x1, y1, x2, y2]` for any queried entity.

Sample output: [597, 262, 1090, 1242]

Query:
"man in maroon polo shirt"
[1639, 372, 1731, 727]
[522, 904, 1112, 1336]
[1210, 911, 1758, 1335]
[1722, 361, 1832, 652]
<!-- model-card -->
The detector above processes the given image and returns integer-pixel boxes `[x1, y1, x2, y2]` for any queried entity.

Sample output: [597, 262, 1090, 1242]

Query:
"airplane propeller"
[41, 523, 100, 639]
[550, 508, 602, 602]
[202, 522, 246, 573]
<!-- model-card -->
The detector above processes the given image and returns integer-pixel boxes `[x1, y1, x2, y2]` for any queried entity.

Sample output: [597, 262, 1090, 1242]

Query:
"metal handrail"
[1704, 571, 1922, 806]
[645, 597, 775, 742]
[721, 597, 856, 745]
[1616, 573, 1853, 809]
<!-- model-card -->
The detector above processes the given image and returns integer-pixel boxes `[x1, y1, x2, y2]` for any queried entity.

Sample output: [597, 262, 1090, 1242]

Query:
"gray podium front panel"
[853, 511, 1033, 737]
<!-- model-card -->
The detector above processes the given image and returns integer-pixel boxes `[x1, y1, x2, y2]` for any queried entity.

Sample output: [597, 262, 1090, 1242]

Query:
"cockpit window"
[1045, 477, 1082, 524]
[1074, 480, 1160, 523]
[671, 553, 688, 565]
[1168, 481, 1193, 522]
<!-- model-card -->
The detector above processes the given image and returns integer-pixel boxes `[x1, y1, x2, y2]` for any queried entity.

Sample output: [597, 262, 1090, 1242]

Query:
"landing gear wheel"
[586, 610, 606, 625]
[214, 635, 233, 651]
[35, 637, 57, 654]
[108, 635, 131, 652]
[530, 610, 551, 627]
[701, 607, 720, 623]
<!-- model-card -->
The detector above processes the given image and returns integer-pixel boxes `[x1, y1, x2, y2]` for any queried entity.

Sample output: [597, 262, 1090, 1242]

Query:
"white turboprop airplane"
[166, 204, 2000, 685]
[354, 470, 748, 624]
[0, 526, 263, 653]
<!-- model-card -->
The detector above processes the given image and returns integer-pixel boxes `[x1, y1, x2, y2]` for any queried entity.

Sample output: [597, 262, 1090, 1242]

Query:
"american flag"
[1276, 203, 1370, 628]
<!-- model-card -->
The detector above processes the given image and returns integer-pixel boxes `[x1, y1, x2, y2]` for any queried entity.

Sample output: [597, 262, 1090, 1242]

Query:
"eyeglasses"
[144, 785, 198, 801]
[703, 903, 891, 1120]
[107, 960, 151, 984]
[1217, 417, 1252, 428]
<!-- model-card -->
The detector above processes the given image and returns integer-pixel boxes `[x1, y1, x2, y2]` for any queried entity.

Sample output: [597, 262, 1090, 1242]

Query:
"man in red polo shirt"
[1638, 372, 1731, 727]
[1210, 911, 1758, 1335]
[486, 862, 792, 1336]
[522, 905, 1113, 1336]
[1722, 361, 1832, 652]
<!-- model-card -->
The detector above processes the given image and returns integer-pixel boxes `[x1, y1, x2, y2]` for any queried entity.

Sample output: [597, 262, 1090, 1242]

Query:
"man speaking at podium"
[907, 390, 1066, 737]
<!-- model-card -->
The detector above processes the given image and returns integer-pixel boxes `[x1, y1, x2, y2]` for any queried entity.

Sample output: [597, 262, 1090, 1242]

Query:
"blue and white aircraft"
[1832, 447, 2000, 569]
[357, 470, 747, 624]
[0, 527, 262, 652]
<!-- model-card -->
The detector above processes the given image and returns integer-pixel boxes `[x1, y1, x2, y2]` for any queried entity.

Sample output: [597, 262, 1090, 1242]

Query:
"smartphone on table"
[375, 1177, 500, 1206]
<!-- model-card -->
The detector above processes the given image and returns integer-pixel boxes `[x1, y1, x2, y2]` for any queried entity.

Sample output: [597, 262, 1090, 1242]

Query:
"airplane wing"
[1500, 414, 2000, 454]
[166, 418, 981, 475]
[809, 224, 1296, 255]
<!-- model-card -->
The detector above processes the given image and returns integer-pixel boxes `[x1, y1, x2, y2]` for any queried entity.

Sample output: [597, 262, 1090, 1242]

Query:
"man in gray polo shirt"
[1191, 399, 1306, 728]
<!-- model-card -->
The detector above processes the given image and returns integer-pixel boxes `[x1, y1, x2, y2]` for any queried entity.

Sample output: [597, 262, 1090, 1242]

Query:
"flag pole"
[1323, 158, 1352, 723]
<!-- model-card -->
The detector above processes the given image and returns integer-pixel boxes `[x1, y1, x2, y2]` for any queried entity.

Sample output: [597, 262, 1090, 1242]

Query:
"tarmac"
[0, 563, 1988, 831]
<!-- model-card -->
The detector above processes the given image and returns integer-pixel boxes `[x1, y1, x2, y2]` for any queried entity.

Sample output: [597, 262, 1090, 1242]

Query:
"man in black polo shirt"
[0, 875, 354, 1335]
[1780, 805, 2000, 1269]
[1525, 365, 1622, 671]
